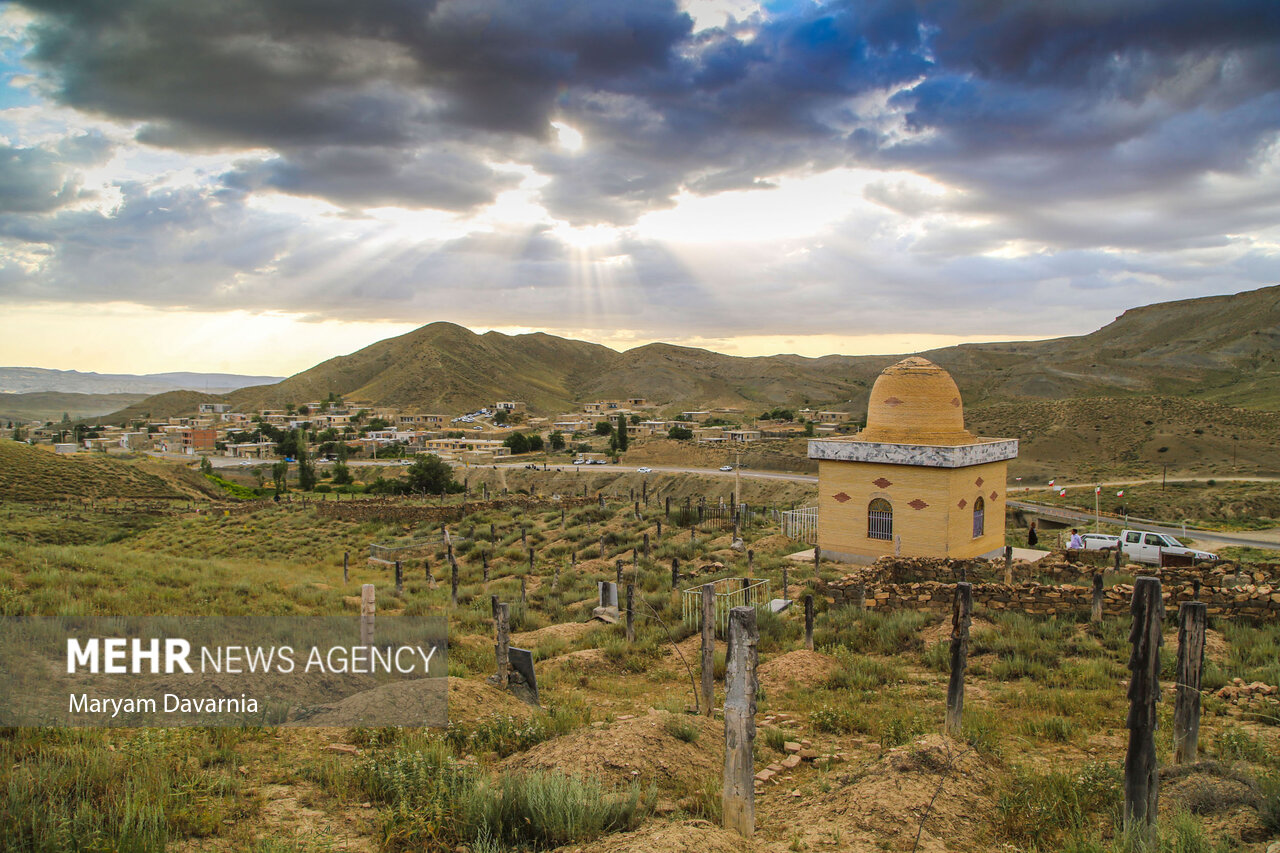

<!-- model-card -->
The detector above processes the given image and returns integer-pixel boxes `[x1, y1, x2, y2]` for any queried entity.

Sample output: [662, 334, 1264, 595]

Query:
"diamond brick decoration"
[872, 477, 893, 489]
[882, 396, 904, 406]
[908, 499, 929, 510]
[957, 498, 967, 509]
[974, 476, 984, 487]
[833, 492, 851, 503]
[990, 491, 999, 501]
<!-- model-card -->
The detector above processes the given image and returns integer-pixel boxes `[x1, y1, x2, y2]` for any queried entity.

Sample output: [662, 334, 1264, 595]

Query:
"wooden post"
[665, 496, 671, 517]
[1003, 546, 1013, 585]
[528, 547, 535, 575]
[626, 583, 635, 642]
[804, 594, 814, 651]
[782, 565, 789, 601]
[945, 582, 972, 737]
[554, 560, 560, 589]
[1173, 601, 1207, 765]
[1125, 576, 1164, 846]
[634, 501, 641, 521]
[343, 551, 349, 584]
[600, 535, 606, 559]
[1092, 573, 1104, 623]
[643, 533, 650, 561]
[813, 545, 821, 575]
[672, 558, 679, 589]
[656, 519, 662, 539]
[520, 576, 527, 605]
[521, 526, 527, 547]
[599, 493, 605, 509]
[747, 549, 755, 576]
[447, 547, 459, 606]
[490, 522, 496, 541]
[495, 602, 510, 689]
[482, 550, 489, 584]
[1114, 546, 1124, 571]
[616, 559, 624, 590]
[360, 583, 375, 648]
[701, 583, 715, 717]
[722, 605, 758, 838]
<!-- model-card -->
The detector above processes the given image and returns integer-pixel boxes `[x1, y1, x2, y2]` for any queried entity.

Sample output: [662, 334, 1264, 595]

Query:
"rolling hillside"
[100, 284, 1279, 421]
[0, 391, 147, 424]
[0, 441, 220, 501]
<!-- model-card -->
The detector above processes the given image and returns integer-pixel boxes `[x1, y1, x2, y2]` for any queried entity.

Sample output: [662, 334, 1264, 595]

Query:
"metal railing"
[779, 506, 818, 544]
[681, 577, 771, 638]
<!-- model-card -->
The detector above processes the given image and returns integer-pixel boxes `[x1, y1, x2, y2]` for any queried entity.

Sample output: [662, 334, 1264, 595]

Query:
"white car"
[719, 465, 734, 472]
[573, 458, 585, 465]
[637, 466, 652, 473]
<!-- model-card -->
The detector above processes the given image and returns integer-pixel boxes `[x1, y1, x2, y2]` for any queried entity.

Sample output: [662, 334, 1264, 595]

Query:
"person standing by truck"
[1068, 528, 1084, 550]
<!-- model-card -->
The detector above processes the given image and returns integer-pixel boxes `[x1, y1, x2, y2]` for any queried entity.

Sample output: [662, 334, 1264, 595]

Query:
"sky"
[0, 0, 1277, 376]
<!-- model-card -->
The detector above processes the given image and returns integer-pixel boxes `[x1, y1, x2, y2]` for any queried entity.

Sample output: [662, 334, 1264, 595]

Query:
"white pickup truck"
[1082, 530, 1217, 565]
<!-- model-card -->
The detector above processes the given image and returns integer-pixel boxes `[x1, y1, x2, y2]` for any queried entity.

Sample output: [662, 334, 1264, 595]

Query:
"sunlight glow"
[551, 121, 584, 152]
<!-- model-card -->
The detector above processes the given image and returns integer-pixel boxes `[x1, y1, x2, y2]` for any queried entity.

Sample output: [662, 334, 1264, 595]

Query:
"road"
[1009, 500, 1280, 549]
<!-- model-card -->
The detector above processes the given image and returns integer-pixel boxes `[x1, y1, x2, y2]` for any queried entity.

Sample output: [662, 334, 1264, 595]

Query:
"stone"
[781, 754, 802, 769]
[768, 598, 793, 613]
[784, 742, 802, 753]
[324, 743, 359, 755]
[754, 770, 774, 783]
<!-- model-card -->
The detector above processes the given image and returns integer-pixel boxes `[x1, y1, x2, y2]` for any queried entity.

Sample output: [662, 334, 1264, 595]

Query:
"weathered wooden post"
[634, 501, 641, 521]
[490, 593, 499, 621]
[626, 583, 635, 643]
[394, 560, 403, 595]
[1114, 545, 1124, 571]
[571, 549, 577, 568]
[521, 526, 527, 547]
[1125, 576, 1164, 847]
[1173, 601, 1207, 765]
[616, 559, 624, 590]
[600, 535, 607, 560]
[490, 522, 496, 541]
[1003, 546, 1013, 585]
[448, 545, 458, 604]
[656, 519, 662, 539]
[747, 549, 755, 576]
[528, 547, 535, 575]
[701, 582, 715, 717]
[482, 550, 489, 585]
[643, 533, 650, 561]
[671, 558, 679, 589]
[813, 545, 820, 575]
[804, 594, 814, 651]
[343, 550, 349, 584]
[495, 602, 510, 689]
[482, 482, 489, 501]
[554, 559, 560, 589]
[945, 582, 972, 737]
[360, 583, 375, 648]
[520, 576, 527, 605]
[598, 493, 605, 510]
[560, 506, 565, 529]
[782, 565, 789, 601]
[723, 605, 758, 838]
[423, 556, 432, 583]
[1092, 573, 1105, 623]
[665, 496, 671, 518]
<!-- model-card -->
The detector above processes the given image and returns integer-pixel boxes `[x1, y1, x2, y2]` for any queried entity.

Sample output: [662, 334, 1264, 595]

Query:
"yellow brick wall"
[816, 459, 1007, 562]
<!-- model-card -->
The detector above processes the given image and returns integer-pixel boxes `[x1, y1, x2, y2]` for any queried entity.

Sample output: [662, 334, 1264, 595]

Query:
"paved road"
[491, 461, 819, 483]
[1010, 500, 1280, 549]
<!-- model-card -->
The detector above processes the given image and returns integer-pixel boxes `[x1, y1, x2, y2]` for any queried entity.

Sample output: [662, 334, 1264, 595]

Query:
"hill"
[0, 367, 284, 395]
[0, 391, 147, 424]
[0, 441, 220, 501]
[91, 390, 229, 426]
[104, 285, 1279, 421]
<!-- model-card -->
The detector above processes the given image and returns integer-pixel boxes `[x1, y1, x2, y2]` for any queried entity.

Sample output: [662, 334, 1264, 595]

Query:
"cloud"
[0, 131, 112, 212]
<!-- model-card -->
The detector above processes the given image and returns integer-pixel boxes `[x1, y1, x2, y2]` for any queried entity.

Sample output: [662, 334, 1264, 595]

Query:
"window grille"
[868, 498, 893, 540]
[972, 496, 985, 538]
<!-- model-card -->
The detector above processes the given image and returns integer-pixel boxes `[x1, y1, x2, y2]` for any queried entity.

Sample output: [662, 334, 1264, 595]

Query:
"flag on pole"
[1116, 490, 1125, 497]
[1048, 479, 1055, 486]
[1095, 486, 1102, 495]
[1059, 489, 1067, 497]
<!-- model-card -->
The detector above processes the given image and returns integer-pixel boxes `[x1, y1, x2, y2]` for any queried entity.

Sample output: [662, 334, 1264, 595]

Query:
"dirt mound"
[765, 734, 999, 853]
[1162, 627, 1229, 663]
[920, 616, 997, 647]
[757, 650, 840, 693]
[289, 678, 446, 727]
[746, 533, 799, 555]
[512, 620, 598, 648]
[558, 818, 752, 853]
[544, 648, 611, 673]
[447, 676, 538, 723]
[500, 710, 723, 794]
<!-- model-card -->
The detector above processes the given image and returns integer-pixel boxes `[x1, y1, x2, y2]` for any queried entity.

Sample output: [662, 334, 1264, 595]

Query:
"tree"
[61, 412, 70, 424]
[494, 410, 509, 426]
[804, 421, 815, 437]
[272, 460, 289, 492]
[629, 414, 641, 425]
[616, 413, 628, 451]
[504, 432, 531, 455]
[297, 453, 317, 491]
[276, 428, 305, 460]
[527, 434, 544, 452]
[405, 455, 461, 494]
[668, 425, 693, 440]
[332, 460, 353, 486]
[549, 430, 565, 450]
[595, 420, 614, 436]
[199, 456, 213, 475]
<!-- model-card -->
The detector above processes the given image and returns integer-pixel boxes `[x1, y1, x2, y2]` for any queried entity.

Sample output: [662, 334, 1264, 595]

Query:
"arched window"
[972, 496, 985, 538]
[868, 498, 893, 540]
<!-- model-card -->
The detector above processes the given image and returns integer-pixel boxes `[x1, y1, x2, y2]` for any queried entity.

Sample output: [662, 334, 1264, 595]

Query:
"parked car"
[719, 465, 734, 472]
[636, 466, 652, 473]
[573, 458, 585, 465]
[1083, 529, 1216, 564]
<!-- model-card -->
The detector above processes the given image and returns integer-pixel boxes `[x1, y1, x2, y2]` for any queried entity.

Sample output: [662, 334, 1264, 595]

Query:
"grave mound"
[757, 650, 840, 694]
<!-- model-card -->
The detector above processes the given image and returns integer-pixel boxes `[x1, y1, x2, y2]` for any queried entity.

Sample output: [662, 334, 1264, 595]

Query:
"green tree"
[629, 414, 641, 424]
[804, 421, 815, 437]
[272, 460, 289, 492]
[549, 430, 565, 450]
[494, 410, 509, 425]
[595, 420, 614, 436]
[527, 434, 544, 452]
[504, 432, 531, 455]
[616, 413, 628, 450]
[297, 451, 317, 491]
[332, 459, 353, 486]
[405, 455, 461, 494]
[668, 425, 693, 440]
[276, 428, 305, 460]
[199, 456, 213, 475]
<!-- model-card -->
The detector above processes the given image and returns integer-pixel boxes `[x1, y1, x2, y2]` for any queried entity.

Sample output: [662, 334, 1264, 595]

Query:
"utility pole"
[734, 450, 741, 508]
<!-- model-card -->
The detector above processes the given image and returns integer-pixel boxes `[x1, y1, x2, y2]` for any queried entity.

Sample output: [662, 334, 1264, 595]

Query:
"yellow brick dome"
[855, 356, 976, 446]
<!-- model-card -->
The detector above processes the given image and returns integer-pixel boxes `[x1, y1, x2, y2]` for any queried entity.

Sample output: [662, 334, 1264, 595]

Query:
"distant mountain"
[0, 367, 285, 396]
[0, 392, 148, 424]
[99, 284, 1278, 423]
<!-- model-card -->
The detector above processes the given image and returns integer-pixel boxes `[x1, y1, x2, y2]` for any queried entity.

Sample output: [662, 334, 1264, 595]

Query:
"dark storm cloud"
[0, 132, 112, 213]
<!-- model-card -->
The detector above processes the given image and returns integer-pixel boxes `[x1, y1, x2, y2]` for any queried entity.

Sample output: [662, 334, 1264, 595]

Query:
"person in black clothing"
[1027, 521, 1038, 548]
